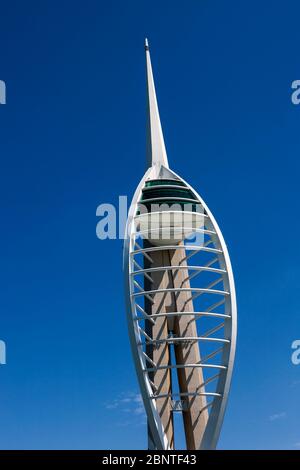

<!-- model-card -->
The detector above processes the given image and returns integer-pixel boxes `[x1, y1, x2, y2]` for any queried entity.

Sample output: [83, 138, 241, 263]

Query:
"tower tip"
[145, 38, 169, 168]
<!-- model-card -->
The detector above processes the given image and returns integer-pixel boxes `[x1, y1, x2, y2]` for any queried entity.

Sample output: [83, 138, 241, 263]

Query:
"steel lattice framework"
[123, 40, 237, 450]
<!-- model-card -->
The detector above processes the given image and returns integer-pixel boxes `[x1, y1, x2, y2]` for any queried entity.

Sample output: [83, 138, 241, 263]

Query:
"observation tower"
[123, 39, 237, 450]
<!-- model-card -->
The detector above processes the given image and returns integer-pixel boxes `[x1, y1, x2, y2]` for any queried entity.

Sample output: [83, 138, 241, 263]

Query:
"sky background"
[0, 0, 300, 450]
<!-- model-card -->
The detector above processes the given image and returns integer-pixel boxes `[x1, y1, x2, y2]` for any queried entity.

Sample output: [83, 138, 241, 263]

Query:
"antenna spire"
[145, 39, 169, 168]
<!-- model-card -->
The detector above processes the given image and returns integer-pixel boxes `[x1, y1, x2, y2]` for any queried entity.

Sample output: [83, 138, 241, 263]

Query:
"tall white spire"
[145, 38, 169, 169]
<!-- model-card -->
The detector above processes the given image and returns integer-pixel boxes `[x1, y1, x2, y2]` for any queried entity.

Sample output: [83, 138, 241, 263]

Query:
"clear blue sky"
[0, 0, 300, 450]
